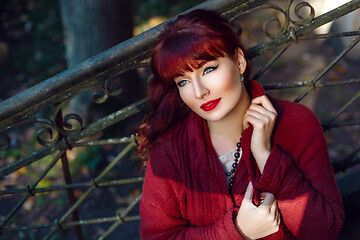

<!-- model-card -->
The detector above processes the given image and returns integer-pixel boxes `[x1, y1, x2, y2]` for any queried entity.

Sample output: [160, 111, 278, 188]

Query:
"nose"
[193, 79, 209, 99]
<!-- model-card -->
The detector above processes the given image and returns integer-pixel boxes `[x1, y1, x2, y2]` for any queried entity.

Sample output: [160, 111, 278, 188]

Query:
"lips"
[200, 98, 221, 111]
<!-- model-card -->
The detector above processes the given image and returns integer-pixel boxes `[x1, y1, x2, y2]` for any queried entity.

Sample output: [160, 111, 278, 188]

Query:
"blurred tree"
[59, 0, 133, 66]
[59, 0, 144, 133]
[57, 1, 143, 238]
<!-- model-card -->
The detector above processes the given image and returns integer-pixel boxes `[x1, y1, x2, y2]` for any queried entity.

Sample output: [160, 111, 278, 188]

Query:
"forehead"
[159, 49, 225, 82]
[155, 32, 230, 83]
[174, 58, 221, 78]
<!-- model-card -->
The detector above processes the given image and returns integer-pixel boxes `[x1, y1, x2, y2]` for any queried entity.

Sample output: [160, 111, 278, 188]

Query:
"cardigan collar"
[193, 80, 267, 201]
[246, 80, 266, 99]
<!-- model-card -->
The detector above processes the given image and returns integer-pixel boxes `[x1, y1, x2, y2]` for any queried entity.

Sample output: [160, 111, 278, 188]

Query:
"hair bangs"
[154, 33, 228, 85]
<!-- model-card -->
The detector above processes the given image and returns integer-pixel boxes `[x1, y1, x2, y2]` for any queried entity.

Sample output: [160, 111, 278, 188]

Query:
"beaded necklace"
[224, 138, 241, 189]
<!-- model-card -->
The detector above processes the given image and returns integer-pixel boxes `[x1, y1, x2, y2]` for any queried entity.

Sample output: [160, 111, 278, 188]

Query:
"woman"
[136, 9, 344, 240]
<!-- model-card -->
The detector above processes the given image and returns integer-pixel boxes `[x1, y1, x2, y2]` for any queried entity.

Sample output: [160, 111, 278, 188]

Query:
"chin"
[201, 112, 226, 122]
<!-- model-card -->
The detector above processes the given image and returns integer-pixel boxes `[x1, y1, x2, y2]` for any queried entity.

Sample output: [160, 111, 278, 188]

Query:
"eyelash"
[203, 65, 218, 75]
[176, 64, 219, 87]
[177, 80, 189, 87]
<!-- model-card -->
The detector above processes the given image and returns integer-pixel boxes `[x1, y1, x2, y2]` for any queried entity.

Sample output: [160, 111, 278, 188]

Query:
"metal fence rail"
[0, 0, 359, 239]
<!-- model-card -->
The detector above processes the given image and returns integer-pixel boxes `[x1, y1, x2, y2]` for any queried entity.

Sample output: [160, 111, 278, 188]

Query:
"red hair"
[136, 9, 252, 160]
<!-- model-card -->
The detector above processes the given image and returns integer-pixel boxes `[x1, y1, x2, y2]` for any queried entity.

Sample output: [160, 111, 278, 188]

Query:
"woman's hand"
[235, 182, 280, 240]
[243, 95, 277, 173]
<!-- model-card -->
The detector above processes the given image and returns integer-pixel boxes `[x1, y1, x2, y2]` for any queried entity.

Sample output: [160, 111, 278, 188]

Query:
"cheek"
[179, 88, 195, 109]
[215, 71, 241, 93]
[224, 77, 238, 90]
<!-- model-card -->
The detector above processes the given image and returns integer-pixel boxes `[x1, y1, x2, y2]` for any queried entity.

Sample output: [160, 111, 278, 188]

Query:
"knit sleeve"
[254, 105, 345, 240]
[140, 144, 244, 240]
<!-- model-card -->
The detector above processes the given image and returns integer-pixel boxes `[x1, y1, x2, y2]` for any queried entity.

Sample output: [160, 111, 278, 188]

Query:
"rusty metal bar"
[322, 91, 360, 131]
[263, 78, 360, 90]
[43, 142, 135, 240]
[248, 0, 360, 58]
[6, 0, 360, 129]
[54, 107, 84, 240]
[294, 34, 360, 103]
[1, 0, 359, 130]
[324, 120, 360, 129]
[252, 42, 292, 80]
[0, 215, 140, 233]
[0, 98, 147, 177]
[298, 30, 360, 40]
[0, 177, 144, 196]
[97, 194, 142, 240]
[0, 0, 266, 130]
[0, 150, 64, 229]
[333, 145, 360, 173]
[73, 136, 135, 147]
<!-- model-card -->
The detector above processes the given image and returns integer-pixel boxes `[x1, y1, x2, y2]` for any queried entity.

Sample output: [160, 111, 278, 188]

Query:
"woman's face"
[174, 50, 247, 123]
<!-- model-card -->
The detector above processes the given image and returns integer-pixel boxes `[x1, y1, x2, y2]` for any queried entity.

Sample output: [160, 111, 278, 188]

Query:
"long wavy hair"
[135, 9, 252, 160]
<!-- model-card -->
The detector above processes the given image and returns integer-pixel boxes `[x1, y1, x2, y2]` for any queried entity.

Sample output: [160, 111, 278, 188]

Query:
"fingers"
[243, 182, 254, 201]
[272, 199, 281, 227]
[251, 95, 277, 115]
[238, 189, 281, 238]
[243, 118, 250, 130]
[245, 109, 272, 125]
[243, 110, 271, 130]
[276, 210, 281, 226]
[243, 114, 263, 131]
[248, 104, 277, 120]
[270, 198, 277, 217]
[268, 197, 281, 227]
[260, 192, 275, 208]
[246, 103, 276, 123]
[277, 209, 281, 226]
[260, 193, 280, 230]
[243, 96, 277, 130]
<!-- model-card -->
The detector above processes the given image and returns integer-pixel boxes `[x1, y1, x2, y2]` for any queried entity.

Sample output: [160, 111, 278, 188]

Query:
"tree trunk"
[59, 0, 144, 134]
[59, 0, 133, 66]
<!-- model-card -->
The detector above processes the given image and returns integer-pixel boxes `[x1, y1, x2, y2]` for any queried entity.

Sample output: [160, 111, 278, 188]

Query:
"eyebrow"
[173, 59, 218, 80]
[195, 60, 208, 70]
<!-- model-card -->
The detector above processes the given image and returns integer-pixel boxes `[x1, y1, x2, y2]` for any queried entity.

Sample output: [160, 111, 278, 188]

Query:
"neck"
[208, 87, 251, 156]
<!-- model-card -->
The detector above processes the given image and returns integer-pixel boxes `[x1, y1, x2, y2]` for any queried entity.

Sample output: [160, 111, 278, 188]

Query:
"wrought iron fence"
[0, 0, 359, 239]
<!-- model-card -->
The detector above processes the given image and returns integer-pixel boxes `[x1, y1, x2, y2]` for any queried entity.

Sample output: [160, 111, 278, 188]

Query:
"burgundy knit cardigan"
[140, 80, 344, 240]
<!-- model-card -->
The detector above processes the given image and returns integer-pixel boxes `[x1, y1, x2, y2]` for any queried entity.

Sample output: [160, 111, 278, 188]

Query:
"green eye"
[177, 80, 189, 87]
[203, 65, 218, 75]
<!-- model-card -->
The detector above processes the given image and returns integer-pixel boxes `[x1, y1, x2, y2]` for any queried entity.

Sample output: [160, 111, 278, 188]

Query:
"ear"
[235, 48, 247, 75]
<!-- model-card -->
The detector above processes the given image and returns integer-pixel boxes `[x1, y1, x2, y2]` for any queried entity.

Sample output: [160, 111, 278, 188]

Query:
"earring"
[240, 75, 244, 82]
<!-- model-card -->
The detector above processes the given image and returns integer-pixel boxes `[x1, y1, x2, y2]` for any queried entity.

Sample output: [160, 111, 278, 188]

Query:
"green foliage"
[71, 146, 102, 175]
[0, 148, 20, 159]
[36, 194, 47, 206]
[0, 0, 66, 100]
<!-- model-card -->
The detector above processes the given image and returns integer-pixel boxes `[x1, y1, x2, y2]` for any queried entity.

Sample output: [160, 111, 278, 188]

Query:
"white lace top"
[218, 147, 242, 186]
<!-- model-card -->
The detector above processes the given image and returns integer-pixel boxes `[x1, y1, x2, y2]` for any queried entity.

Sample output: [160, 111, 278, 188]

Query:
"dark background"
[0, 0, 359, 239]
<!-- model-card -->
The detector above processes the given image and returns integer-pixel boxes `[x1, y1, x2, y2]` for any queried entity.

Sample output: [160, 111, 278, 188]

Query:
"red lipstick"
[200, 98, 221, 111]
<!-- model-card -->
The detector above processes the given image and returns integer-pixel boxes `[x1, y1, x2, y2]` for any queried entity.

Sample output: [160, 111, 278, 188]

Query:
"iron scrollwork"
[1, 99, 84, 151]
[92, 75, 124, 104]
[231, 0, 316, 39]
[35, 101, 84, 148]
[53, 101, 83, 137]
[262, 0, 315, 39]
[35, 118, 60, 147]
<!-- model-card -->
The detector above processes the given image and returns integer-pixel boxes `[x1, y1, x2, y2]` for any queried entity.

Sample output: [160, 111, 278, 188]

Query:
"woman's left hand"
[243, 95, 277, 174]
